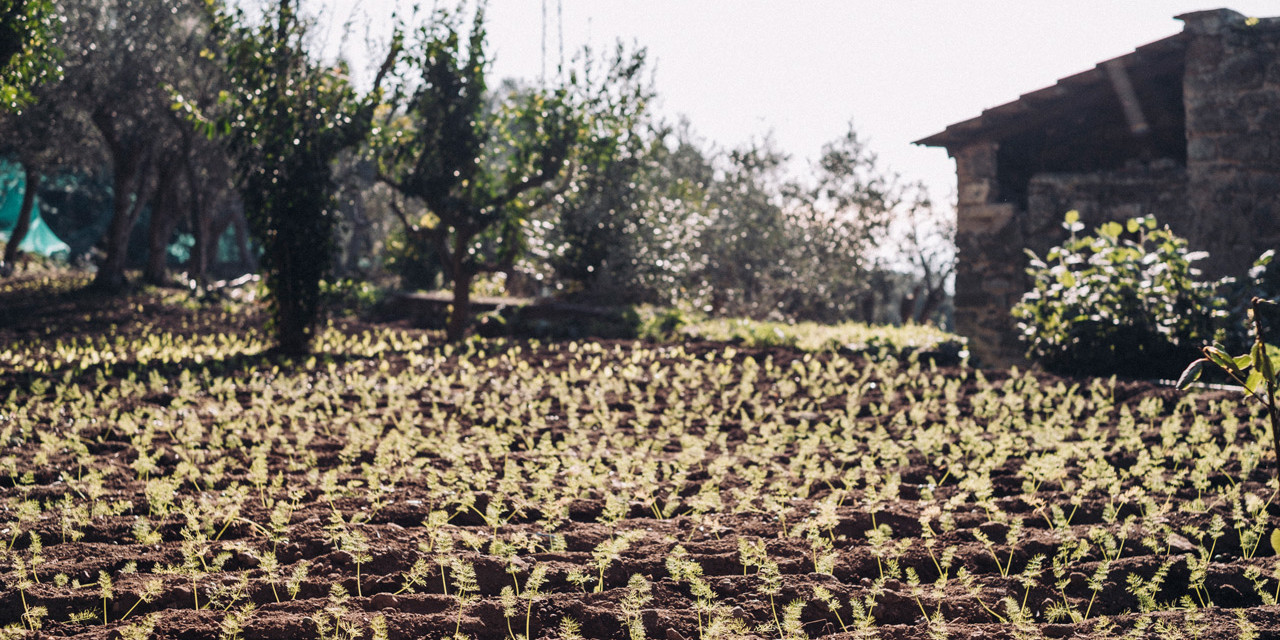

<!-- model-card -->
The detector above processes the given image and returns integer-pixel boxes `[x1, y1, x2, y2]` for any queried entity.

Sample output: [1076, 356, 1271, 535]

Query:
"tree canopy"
[0, 0, 60, 112]
[0, 0, 954, 338]
[186, 0, 394, 353]
[376, 3, 582, 341]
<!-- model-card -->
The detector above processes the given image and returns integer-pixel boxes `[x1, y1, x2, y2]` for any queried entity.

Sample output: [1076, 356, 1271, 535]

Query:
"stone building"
[916, 9, 1280, 366]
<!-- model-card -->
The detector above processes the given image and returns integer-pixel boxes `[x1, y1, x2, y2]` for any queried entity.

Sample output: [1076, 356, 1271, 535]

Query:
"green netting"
[0, 160, 70, 258]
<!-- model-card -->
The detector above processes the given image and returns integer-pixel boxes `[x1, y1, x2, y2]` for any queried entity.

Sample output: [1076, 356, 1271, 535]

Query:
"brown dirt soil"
[3, 275, 1280, 639]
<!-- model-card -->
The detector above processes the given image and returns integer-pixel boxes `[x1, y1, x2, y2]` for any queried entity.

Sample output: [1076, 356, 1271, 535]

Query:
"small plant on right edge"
[1178, 296, 1280, 479]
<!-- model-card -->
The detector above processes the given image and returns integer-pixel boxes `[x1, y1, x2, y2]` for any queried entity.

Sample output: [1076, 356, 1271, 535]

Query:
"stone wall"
[952, 141, 1020, 366]
[1181, 9, 1280, 279]
[1027, 163, 1189, 240]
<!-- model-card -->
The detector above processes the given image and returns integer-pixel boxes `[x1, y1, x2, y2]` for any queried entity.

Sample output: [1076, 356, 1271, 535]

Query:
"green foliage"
[634, 305, 689, 340]
[318, 278, 384, 317]
[1222, 250, 1280, 350]
[376, 2, 579, 341]
[1012, 212, 1227, 377]
[542, 121, 930, 325]
[535, 44, 653, 294]
[1246, 251, 1280, 303]
[667, 313, 966, 361]
[24, 0, 211, 291]
[382, 221, 443, 291]
[193, 0, 394, 353]
[558, 123, 713, 305]
[0, 0, 61, 112]
[1179, 297, 1280, 477]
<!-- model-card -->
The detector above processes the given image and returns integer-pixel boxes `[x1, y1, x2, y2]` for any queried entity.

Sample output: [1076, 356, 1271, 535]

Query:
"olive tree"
[892, 188, 954, 325]
[534, 43, 654, 296]
[537, 121, 919, 323]
[0, 0, 194, 289]
[0, 0, 251, 289]
[376, 3, 577, 341]
[0, 96, 84, 274]
[193, 0, 395, 353]
[774, 126, 899, 322]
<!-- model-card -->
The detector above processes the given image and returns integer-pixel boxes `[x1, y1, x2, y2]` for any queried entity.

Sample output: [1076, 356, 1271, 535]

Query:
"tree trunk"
[189, 204, 209, 286]
[143, 159, 182, 285]
[187, 168, 212, 287]
[1, 165, 37, 272]
[273, 236, 311, 355]
[341, 185, 369, 277]
[899, 288, 918, 325]
[918, 283, 947, 326]
[447, 267, 473, 342]
[229, 202, 256, 274]
[446, 233, 472, 341]
[184, 146, 232, 287]
[93, 176, 140, 292]
[91, 114, 155, 293]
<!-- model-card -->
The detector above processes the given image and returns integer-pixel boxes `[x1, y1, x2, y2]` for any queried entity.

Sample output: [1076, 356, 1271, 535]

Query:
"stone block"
[1244, 171, 1280, 193]
[983, 276, 1019, 296]
[1217, 135, 1274, 164]
[1214, 51, 1268, 91]
[954, 290, 989, 308]
[1233, 88, 1278, 120]
[1188, 103, 1250, 134]
[959, 180, 994, 205]
[1250, 94, 1280, 129]
[1177, 9, 1247, 36]
[955, 142, 999, 181]
[957, 203, 1015, 235]
[1186, 136, 1218, 162]
[1267, 61, 1280, 87]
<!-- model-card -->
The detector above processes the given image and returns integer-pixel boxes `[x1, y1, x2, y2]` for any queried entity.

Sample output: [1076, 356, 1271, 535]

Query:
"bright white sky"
[321, 1, 1280, 204]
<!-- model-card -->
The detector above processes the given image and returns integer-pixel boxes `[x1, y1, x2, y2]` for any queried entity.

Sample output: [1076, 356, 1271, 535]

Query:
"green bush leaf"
[1246, 368, 1266, 395]
[1235, 353, 1254, 370]
[1258, 342, 1276, 382]
[1205, 346, 1240, 375]
[1176, 359, 1207, 389]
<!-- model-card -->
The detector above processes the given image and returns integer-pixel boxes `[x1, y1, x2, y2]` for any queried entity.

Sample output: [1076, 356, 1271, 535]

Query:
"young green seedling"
[449, 558, 478, 638]
[1179, 297, 1280, 479]
[621, 574, 653, 640]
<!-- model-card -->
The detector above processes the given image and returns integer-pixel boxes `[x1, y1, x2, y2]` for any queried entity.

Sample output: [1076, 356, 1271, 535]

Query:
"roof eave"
[913, 31, 1188, 150]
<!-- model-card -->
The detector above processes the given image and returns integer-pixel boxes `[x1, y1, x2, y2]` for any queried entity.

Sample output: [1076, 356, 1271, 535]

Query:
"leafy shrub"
[382, 226, 443, 292]
[634, 306, 691, 340]
[672, 314, 966, 362]
[1178, 296, 1280, 477]
[1222, 250, 1280, 351]
[319, 279, 385, 317]
[1012, 212, 1227, 378]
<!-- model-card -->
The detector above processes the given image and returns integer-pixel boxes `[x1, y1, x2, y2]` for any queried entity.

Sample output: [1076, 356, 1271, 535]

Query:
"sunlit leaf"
[1175, 359, 1207, 390]
[1204, 346, 1240, 375]
[1246, 368, 1266, 395]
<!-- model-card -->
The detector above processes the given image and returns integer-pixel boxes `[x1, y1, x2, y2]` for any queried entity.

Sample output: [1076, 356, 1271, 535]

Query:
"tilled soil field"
[3, 277, 1280, 639]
